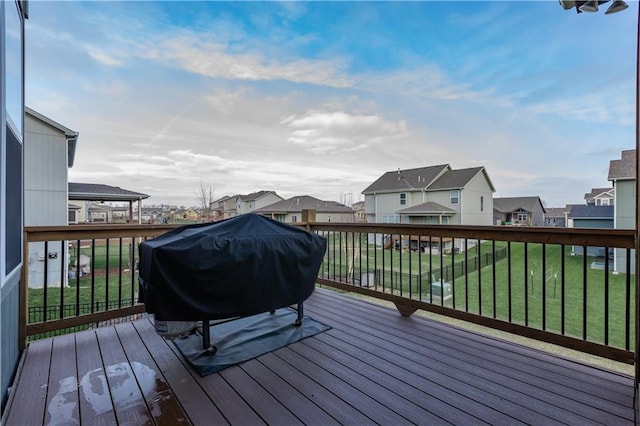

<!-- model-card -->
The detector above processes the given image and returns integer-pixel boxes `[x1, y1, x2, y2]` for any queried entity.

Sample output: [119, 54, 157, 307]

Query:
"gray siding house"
[566, 204, 614, 258]
[362, 165, 495, 226]
[608, 149, 635, 274]
[255, 195, 354, 223]
[493, 196, 546, 226]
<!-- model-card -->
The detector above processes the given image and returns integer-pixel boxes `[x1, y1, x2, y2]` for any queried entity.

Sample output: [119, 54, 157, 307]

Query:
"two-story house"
[24, 107, 79, 289]
[608, 149, 635, 274]
[493, 196, 546, 226]
[584, 187, 615, 206]
[255, 195, 354, 223]
[362, 165, 495, 226]
[235, 191, 284, 215]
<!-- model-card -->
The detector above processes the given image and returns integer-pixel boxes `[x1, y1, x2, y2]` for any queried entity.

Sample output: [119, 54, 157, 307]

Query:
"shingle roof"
[544, 207, 569, 218]
[567, 204, 614, 219]
[584, 187, 613, 200]
[398, 201, 455, 214]
[427, 167, 493, 191]
[239, 190, 277, 202]
[69, 182, 149, 201]
[608, 149, 635, 181]
[362, 165, 450, 194]
[493, 197, 545, 213]
[255, 195, 353, 214]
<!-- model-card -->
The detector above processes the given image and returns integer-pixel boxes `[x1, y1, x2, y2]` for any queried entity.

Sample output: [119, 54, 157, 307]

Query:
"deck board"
[3, 288, 636, 425]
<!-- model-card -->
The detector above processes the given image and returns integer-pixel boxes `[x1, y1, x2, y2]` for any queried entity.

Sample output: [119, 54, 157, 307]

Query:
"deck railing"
[21, 222, 636, 365]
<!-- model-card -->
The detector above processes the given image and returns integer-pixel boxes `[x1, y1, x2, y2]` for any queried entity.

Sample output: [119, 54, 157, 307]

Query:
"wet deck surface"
[3, 288, 636, 425]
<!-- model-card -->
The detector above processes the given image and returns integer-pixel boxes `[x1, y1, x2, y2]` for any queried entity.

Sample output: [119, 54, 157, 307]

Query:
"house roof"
[544, 207, 569, 218]
[608, 149, 635, 181]
[255, 195, 354, 214]
[362, 165, 450, 194]
[427, 167, 495, 192]
[567, 204, 614, 219]
[69, 182, 150, 202]
[25, 106, 79, 168]
[362, 164, 495, 194]
[398, 201, 455, 215]
[584, 187, 613, 200]
[493, 196, 546, 214]
[238, 190, 280, 202]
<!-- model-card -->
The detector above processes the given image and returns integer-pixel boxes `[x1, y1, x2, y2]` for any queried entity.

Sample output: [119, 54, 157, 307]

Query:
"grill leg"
[201, 320, 217, 354]
[295, 303, 303, 327]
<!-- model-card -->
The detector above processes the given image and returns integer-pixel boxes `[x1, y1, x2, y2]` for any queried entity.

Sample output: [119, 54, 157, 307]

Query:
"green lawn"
[322, 238, 634, 349]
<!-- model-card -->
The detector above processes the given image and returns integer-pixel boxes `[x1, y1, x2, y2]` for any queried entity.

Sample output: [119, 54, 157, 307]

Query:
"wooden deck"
[3, 288, 636, 425]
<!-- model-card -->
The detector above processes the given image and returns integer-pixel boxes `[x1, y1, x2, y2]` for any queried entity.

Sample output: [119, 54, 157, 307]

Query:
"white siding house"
[24, 107, 79, 288]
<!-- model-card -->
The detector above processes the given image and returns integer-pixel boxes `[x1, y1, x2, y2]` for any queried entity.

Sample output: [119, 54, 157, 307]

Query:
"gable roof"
[69, 182, 149, 202]
[584, 187, 613, 200]
[427, 167, 495, 192]
[255, 195, 353, 214]
[608, 149, 635, 181]
[567, 204, 614, 219]
[362, 165, 450, 194]
[398, 201, 455, 215]
[493, 196, 546, 214]
[25, 106, 79, 167]
[544, 207, 569, 218]
[238, 190, 281, 202]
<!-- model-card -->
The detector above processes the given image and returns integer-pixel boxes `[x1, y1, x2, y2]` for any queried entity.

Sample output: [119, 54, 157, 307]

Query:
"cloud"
[281, 111, 408, 154]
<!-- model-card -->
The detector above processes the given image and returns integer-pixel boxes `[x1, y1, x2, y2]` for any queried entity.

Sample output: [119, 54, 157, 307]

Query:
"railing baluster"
[105, 239, 110, 312]
[507, 242, 512, 323]
[90, 240, 96, 313]
[43, 241, 49, 322]
[561, 244, 566, 336]
[625, 249, 631, 351]
[524, 242, 529, 326]
[542, 244, 546, 331]
[118, 237, 123, 308]
[604, 246, 609, 346]
[492, 240, 496, 319]
[478, 240, 482, 316]
[464, 239, 469, 312]
[582, 245, 588, 341]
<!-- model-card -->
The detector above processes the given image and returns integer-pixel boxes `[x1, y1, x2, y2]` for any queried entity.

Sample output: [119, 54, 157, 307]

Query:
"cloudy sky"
[25, 1, 637, 208]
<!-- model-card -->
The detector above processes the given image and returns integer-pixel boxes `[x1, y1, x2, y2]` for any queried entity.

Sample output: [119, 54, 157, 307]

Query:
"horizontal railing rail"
[306, 222, 636, 364]
[22, 221, 637, 365]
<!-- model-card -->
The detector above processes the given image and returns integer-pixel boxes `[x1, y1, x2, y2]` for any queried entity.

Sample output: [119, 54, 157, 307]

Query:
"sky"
[25, 1, 638, 208]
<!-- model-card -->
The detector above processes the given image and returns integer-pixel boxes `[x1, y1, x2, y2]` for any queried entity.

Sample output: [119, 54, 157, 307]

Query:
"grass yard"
[322, 238, 635, 349]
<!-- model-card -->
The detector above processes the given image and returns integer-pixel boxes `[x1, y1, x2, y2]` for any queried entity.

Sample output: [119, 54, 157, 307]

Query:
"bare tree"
[194, 180, 215, 223]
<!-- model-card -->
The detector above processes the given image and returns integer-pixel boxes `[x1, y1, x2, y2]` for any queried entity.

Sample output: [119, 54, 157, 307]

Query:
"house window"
[517, 213, 528, 222]
[450, 190, 459, 205]
[480, 196, 484, 212]
[291, 215, 298, 223]
[400, 193, 407, 205]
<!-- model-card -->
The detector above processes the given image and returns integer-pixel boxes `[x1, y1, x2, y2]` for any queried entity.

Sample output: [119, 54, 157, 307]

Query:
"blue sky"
[25, 1, 637, 207]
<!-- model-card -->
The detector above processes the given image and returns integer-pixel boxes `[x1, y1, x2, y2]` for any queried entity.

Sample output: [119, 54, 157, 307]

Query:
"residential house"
[493, 196, 546, 226]
[172, 208, 199, 222]
[69, 182, 150, 224]
[566, 204, 614, 259]
[235, 191, 284, 215]
[352, 201, 366, 222]
[24, 107, 79, 290]
[608, 149, 636, 274]
[255, 195, 354, 223]
[544, 207, 569, 227]
[1, 0, 28, 407]
[211, 195, 237, 221]
[362, 165, 495, 226]
[87, 202, 114, 223]
[584, 187, 614, 206]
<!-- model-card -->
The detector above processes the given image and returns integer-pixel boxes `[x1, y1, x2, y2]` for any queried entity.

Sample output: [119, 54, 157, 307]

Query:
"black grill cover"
[138, 214, 327, 321]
